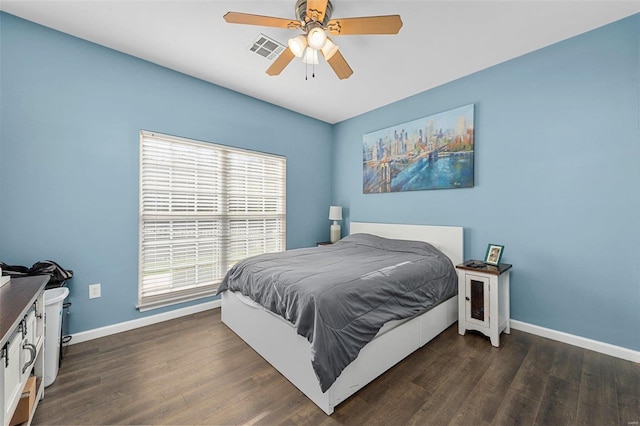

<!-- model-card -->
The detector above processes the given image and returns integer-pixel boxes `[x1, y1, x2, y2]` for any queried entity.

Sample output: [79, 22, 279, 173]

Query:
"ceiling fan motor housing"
[295, 0, 333, 28]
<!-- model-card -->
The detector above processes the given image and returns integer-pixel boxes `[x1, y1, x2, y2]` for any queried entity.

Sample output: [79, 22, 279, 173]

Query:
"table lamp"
[329, 206, 342, 243]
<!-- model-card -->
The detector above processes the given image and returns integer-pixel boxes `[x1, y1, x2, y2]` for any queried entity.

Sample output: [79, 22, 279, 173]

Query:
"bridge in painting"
[363, 143, 471, 194]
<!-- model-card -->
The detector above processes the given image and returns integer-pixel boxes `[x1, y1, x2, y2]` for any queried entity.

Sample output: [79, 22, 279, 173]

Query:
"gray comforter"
[217, 233, 457, 392]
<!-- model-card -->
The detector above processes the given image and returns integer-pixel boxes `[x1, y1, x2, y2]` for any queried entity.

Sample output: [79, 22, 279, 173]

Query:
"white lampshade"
[307, 27, 327, 50]
[302, 47, 319, 65]
[329, 206, 342, 221]
[320, 38, 339, 60]
[288, 35, 307, 58]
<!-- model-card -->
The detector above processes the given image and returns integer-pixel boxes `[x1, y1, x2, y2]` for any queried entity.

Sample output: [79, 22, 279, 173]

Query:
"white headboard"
[349, 222, 463, 267]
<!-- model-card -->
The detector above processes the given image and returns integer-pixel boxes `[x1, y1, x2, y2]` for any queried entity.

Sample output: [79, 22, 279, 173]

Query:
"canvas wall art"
[363, 104, 474, 193]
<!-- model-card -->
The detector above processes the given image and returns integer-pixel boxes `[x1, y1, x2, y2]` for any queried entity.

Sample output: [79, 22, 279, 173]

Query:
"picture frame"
[484, 244, 504, 266]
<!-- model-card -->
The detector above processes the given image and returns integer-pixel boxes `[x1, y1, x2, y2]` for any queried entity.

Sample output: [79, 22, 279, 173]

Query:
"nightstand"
[455, 261, 512, 347]
[317, 241, 332, 247]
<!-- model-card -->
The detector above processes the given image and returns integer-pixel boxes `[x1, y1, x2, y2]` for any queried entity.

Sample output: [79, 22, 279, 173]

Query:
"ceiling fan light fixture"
[224, 1, 402, 80]
[288, 35, 307, 57]
[320, 38, 339, 60]
[307, 26, 327, 50]
[302, 47, 319, 65]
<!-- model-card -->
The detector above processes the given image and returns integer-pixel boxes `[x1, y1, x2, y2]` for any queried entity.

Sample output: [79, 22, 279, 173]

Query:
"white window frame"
[138, 131, 286, 311]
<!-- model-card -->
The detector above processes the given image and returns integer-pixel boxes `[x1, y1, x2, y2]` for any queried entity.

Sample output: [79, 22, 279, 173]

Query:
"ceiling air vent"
[249, 34, 285, 61]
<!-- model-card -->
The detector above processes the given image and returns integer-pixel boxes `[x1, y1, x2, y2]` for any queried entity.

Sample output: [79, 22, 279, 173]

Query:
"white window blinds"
[138, 131, 286, 311]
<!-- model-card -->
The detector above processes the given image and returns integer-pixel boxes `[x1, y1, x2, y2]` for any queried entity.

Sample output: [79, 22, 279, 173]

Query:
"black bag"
[1, 260, 73, 288]
[0, 262, 30, 278]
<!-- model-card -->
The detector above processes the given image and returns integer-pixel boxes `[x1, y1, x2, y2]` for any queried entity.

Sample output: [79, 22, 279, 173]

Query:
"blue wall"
[333, 14, 640, 351]
[2, 12, 639, 352]
[0, 13, 333, 334]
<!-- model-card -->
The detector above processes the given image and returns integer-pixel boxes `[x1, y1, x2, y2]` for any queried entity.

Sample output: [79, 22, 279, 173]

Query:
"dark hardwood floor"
[33, 309, 640, 425]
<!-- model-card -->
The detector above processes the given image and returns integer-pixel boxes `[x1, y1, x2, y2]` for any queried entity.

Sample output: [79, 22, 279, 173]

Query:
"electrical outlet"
[89, 283, 101, 299]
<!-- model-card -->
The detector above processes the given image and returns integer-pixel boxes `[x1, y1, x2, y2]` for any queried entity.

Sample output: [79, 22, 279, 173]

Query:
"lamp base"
[330, 222, 341, 243]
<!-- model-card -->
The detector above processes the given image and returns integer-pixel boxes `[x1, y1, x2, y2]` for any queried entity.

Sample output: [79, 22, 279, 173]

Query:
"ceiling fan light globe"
[288, 35, 307, 57]
[320, 39, 339, 60]
[307, 27, 327, 50]
[302, 47, 319, 65]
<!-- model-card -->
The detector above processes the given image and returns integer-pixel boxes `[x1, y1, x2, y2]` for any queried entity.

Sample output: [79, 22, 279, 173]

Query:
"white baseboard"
[510, 320, 640, 363]
[68, 299, 221, 345]
[68, 304, 639, 364]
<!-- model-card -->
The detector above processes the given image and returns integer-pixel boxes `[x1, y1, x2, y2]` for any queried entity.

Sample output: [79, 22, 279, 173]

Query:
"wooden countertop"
[0, 275, 48, 347]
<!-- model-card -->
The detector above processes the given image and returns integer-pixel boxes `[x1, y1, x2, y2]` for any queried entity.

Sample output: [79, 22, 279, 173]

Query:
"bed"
[220, 222, 463, 414]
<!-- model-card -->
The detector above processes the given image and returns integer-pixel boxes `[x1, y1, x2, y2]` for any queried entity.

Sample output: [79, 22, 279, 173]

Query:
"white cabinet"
[3, 307, 40, 426]
[0, 277, 47, 426]
[456, 262, 512, 347]
[2, 332, 22, 425]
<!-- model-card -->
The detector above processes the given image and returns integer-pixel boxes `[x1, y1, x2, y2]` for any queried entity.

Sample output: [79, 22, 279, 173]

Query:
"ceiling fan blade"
[324, 50, 353, 80]
[327, 15, 403, 35]
[266, 47, 296, 76]
[306, 0, 329, 23]
[224, 12, 301, 30]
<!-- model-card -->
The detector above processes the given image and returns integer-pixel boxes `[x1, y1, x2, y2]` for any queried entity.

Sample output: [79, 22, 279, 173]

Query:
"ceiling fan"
[224, 0, 402, 80]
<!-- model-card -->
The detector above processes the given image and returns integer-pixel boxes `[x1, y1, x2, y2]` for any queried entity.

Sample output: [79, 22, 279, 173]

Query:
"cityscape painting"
[363, 104, 474, 193]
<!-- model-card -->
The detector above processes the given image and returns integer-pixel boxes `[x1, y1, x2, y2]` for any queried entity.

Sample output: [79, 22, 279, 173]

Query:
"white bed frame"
[221, 222, 463, 415]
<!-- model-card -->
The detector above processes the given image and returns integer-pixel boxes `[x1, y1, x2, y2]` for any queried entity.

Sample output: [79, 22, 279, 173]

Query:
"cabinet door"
[24, 310, 36, 346]
[3, 332, 23, 426]
[21, 310, 37, 383]
[35, 298, 44, 345]
[465, 274, 490, 328]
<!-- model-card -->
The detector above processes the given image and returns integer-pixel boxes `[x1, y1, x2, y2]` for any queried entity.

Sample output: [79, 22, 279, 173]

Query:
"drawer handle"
[22, 316, 29, 337]
[22, 343, 36, 374]
[1, 343, 8, 368]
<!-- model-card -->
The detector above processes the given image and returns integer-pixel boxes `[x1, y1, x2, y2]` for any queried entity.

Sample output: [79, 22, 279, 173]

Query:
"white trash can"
[44, 287, 69, 387]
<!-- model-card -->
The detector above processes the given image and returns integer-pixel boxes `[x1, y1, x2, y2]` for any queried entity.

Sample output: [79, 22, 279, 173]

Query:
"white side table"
[456, 261, 512, 347]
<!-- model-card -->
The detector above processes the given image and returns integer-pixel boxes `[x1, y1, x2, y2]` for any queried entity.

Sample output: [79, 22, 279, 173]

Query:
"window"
[138, 131, 286, 311]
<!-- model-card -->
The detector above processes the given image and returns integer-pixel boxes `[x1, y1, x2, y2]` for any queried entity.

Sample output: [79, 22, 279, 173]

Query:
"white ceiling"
[2, 1, 639, 124]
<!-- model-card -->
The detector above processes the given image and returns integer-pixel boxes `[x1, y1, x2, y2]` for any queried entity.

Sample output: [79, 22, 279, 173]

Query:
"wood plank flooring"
[32, 309, 640, 425]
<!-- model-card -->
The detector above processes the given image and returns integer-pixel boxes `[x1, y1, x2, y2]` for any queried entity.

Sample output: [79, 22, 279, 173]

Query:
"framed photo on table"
[484, 244, 504, 266]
